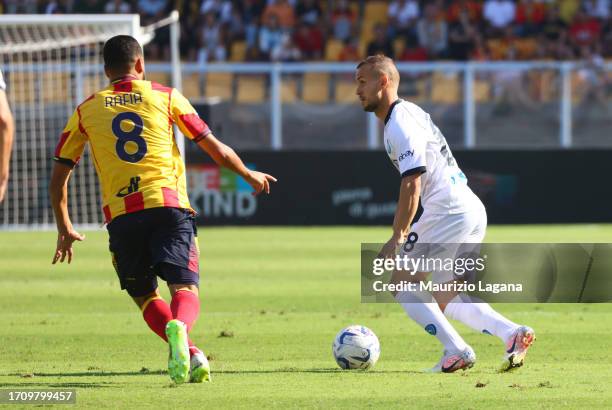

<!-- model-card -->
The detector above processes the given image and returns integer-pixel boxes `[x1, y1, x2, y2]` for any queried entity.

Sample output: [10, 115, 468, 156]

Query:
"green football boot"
[165, 319, 190, 384]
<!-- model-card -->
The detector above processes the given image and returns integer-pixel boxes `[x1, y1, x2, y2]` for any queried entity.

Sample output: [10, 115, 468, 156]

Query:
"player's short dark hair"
[103, 35, 143, 72]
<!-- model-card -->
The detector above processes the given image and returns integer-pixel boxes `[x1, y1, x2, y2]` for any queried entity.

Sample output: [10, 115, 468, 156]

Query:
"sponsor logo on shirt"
[398, 150, 414, 162]
[116, 176, 141, 197]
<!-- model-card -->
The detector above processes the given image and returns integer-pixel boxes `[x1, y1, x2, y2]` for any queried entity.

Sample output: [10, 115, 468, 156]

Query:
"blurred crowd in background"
[1, 0, 610, 64]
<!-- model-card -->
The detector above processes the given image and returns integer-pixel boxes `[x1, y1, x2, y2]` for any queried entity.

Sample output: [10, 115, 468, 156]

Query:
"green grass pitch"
[1, 225, 611, 408]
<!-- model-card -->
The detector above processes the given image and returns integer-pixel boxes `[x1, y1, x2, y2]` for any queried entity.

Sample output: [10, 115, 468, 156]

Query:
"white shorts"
[400, 200, 487, 283]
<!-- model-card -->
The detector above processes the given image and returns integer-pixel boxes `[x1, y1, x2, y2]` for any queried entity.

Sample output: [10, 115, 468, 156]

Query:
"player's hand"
[378, 237, 404, 259]
[246, 170, 277, 195]
[52, 230, 85, 264]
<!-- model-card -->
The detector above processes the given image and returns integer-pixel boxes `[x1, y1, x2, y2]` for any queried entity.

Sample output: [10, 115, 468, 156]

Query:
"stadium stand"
[236, 74, 266, 103]
[5, 0, 609, 106]
[204, 72, 234, 100]
[302, 72, 331, 103]
[5, 1, 607, 64]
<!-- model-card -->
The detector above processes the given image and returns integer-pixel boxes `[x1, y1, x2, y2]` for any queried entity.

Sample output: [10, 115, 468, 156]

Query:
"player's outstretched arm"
[379, 174, 421, 259]
[0, 89, 14, 203]
[196, 133, 277, 195]
[49, 162, 85, 264]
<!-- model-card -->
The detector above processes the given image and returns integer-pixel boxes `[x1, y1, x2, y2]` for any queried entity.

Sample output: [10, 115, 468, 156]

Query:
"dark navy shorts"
[107, 207, 200, 297]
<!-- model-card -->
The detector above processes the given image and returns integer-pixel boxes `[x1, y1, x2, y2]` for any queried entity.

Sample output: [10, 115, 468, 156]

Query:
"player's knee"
[169, 283, 198, 296]
[132, 289, 161, 309]
[156, 262, 200, 293]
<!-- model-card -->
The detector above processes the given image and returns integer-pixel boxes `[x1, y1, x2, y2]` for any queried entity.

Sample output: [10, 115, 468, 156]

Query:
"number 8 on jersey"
[112, 112, 147, 163]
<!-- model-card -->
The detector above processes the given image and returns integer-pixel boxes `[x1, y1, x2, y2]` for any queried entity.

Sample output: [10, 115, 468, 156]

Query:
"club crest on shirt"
[385, 139, 392, 155]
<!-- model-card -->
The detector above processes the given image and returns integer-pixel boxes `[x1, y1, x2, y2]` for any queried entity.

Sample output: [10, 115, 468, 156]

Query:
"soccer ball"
[332, 325, 380, 370]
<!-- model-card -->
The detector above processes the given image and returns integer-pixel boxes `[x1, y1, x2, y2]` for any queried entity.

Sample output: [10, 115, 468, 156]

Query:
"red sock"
[189, 346, 201, 357]
[142, 298, 173, 342]
[170, 290, 200, 332]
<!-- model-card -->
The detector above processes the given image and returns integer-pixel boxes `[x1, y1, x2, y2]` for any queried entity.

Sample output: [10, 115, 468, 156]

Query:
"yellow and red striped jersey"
[54, 75, 211, 223]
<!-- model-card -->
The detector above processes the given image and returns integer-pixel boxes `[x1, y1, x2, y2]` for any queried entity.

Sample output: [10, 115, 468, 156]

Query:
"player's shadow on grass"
[6, 370, 166, 378]
[7, 369, 418, 378]
[216, 368, 419, 374]
[0, 381, 115, 389]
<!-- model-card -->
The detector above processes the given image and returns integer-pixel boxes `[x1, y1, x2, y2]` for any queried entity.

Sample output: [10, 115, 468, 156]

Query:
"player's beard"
[362, 100, 378, 112]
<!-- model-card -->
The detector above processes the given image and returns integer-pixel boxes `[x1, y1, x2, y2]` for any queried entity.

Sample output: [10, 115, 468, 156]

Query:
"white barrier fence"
[4, 60, 611, 150]
[148, 61, 611, 150]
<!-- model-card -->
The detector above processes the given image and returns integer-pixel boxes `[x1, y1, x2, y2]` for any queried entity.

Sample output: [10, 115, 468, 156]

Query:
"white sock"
[396, 290, 468, 353]
[444, 294, 519, 343]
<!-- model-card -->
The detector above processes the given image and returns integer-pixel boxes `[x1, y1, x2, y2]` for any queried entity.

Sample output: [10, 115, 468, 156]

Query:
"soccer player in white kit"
[355, 55, 535, 372]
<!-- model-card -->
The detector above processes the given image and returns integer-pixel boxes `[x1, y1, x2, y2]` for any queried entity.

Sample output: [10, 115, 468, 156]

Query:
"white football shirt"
[0, 70, 6, 91]
[383, 99, 480, 215]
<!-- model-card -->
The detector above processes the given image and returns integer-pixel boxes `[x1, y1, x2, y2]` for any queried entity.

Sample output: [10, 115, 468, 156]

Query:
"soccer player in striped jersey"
[49, 35, 276, 384]
[355, 55, 534, 373]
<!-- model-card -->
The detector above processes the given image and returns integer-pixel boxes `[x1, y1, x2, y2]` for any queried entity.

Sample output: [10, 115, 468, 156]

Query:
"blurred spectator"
[388, 0, 420, 40]
[104, 0, 131, 13]
[200, 0, 233, 24]
[338, 38, 361, 61]
[202, 0, 237, 58]
[602, 17, 612, 57]
[367, 23, 394, 58]
[557, 0, 581, 24]
[539, 6, 571, 59]
[245, 46, 265, 61]
[271, 35, 302, 61]
[138, 0, 168, 25]
[471, 34, 491, 60]
[295, 0, 323, 26]
[492, 34, 538, 112]
[447, 0, 482, 24]
[514, 0, 547, 36]
[262, 0, 295, 31]
[1, 0, 609, 65]
[225, 6, 246, 44]
[73, 0, 105, 13]
[43, 1, 68, 14]
[397, 33, 428, 93]
[3, 0, 38, 13]
[259, 14, 285, 60]
[417, 2, 448, 59]
[179, 0, 202, 60]
[197, 11, 227, 63]
[493, 71, 536, 112]
[569, 10, 602, 48]
[399, 33, 428, 61]
[243, 0, 267, 48]
[331, 0, 357, 41]
[433, 0, 448, 21]
[448, 10, 478, 60]
[575, 45, 608, 108]
[293, 21, 324, 60]
[139, 0, 170, 59]
[483, 0, 516, 37]
[583, 0, 610, 20]
[493, 26, 520, 60]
